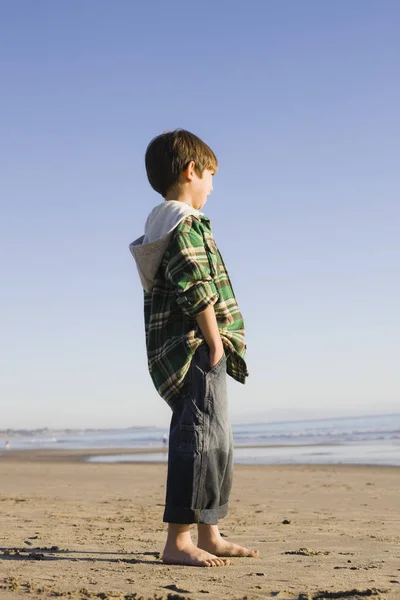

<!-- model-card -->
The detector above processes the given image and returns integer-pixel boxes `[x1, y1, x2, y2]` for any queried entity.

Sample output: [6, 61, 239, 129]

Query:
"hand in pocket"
[209, 345, 224, 369]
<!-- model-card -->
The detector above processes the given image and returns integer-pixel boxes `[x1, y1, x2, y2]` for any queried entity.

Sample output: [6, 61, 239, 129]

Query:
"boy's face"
[191, 167, 214, 211]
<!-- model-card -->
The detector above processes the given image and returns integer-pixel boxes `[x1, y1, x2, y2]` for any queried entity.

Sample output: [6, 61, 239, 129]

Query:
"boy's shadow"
[0, 547, 161, 566]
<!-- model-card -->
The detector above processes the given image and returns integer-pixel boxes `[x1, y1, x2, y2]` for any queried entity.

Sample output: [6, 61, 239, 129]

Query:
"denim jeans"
[163, 344, 233, 524]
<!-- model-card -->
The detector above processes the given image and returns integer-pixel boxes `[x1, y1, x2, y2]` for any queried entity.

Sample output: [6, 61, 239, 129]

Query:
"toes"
[237, 547, 259, 557]
[204, 557, 229, 567]
[245, 548, 259, 557]
[212, 558, 229, 567]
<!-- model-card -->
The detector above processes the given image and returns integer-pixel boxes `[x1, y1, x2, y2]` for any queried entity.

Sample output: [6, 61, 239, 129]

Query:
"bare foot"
[198, 538, 260, 557]
[197, 524, 259, 558]
[162, 542, 230, 567]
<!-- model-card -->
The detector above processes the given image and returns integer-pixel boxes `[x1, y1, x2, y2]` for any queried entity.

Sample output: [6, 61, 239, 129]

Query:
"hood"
[129, 200, 202, 293]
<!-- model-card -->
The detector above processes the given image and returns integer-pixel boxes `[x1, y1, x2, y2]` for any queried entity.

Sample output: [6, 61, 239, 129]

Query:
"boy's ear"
[181, 161, 196, 182]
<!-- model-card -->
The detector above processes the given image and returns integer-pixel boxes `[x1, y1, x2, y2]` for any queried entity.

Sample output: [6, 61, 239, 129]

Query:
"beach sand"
[0, 449, 399, 600]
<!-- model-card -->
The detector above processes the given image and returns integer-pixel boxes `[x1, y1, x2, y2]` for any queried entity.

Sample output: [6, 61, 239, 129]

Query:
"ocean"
[2, 413, 400, 466]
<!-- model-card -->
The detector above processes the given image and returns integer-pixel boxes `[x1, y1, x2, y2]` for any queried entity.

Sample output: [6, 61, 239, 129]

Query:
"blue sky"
[1, 1, 399, 429]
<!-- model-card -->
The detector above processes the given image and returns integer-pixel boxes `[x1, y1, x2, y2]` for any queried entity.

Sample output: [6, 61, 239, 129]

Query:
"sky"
[1, 0, 399, 429]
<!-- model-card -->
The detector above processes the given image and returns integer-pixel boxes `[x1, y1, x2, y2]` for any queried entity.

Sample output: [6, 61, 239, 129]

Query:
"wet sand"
[0, 449, 399, 599]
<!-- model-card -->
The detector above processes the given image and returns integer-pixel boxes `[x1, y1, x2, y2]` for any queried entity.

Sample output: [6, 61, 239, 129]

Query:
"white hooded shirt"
[129, 200, 202, 293]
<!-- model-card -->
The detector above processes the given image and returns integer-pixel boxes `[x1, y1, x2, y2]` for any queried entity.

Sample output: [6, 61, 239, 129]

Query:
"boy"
[130, 130, 258, 567]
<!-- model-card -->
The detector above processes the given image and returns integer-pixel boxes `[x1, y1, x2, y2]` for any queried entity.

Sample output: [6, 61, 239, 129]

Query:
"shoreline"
[1, 445, 400, 469]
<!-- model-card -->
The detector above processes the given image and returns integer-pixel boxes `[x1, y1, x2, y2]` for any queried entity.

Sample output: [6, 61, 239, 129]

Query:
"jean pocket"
[188, 397, 204, 422]
[206, 352, 227, 377]
[178, 424, 202, 452]
[179, 391, 204, 425]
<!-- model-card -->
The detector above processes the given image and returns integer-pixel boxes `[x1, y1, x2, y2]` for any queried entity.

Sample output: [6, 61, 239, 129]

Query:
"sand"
[0, 449, 399, 600]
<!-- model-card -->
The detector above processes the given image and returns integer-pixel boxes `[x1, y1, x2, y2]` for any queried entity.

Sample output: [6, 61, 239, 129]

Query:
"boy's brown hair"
[145, 129, 218, 197]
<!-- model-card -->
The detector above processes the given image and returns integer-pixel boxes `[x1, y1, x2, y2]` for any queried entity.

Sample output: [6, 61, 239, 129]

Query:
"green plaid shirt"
[144, 214, 248, 406]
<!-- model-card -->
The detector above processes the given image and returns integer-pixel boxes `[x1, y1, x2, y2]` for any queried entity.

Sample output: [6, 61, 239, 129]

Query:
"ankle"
[165, 524, 193, 550]
[197, 524, 221, 543]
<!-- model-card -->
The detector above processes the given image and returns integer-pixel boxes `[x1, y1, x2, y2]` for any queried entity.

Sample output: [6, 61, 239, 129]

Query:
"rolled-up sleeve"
[165, 218, 219, 318]
[175, 280, 218, 318]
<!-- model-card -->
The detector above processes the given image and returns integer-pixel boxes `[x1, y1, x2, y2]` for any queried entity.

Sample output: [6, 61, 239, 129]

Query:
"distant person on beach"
[130, 130, 258, 567]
